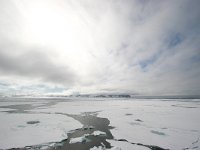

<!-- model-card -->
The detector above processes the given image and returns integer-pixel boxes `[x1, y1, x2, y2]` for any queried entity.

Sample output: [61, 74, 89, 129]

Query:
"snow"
[90, 143, 142, 150]
[33, 99, 200, 149]
[93, 131, 106, 136]
[107, 140, 150, 150]
[0, 108, 15, 111]
[97, 100, 200, 150]
[0, 98, 200, 150]
[0, 112, 82, 149]
[90, 146, 121, 150]
[69, 134, 90, 144]
[0, 101, 46, 107]
[90, 146, 104, 150]
[68, 131, 106, 144]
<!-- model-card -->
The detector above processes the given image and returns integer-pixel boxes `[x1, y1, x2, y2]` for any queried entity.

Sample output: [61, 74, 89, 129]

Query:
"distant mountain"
[1, 93, 200, 99]
[68, 94, 131, 98]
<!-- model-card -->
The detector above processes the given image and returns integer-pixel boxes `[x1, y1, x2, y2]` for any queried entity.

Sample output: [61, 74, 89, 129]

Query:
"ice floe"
[69, 134, 90, 144]
[0, 112, 82, 149]
[93, 131, 106, 136]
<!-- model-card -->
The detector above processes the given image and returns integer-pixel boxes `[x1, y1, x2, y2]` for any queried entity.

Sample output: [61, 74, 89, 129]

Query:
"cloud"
[0, 42, 77, 86]
[0, 0, 200, 95]
[74, 0, 200, 95]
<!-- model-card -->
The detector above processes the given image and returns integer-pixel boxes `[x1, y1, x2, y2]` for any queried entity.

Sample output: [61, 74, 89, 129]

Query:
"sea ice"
[69, 134, 90, 144]
[93, 131, 106, 136]
[90, 145, 121, 150]
[1, 98, 200, 150]
[0, 112, 82, 149]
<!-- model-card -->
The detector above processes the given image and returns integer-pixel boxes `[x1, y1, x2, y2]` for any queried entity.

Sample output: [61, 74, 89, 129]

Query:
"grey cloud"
[0, 0, 200, 95]
[79, 0, 200, 95]
[0, 43, 76, 86]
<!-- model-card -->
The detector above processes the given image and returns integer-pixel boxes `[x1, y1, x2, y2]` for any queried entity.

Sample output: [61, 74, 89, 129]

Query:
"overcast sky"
[0, 0, 200, 96]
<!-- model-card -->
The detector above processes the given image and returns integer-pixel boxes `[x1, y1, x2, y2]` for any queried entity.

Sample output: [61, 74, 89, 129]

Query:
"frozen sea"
[0, 97, 200, 150]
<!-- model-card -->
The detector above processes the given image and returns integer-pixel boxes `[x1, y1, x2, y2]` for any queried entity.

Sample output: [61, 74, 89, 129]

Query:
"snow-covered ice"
[89, 140, 151, 150]
[69, 134, 90, 144]
[93, 131, 106, 136]
[107, 140, 150, 150]
[90, 145, 121, 150]
[0, 111, 82, 149]
[0, 98, 200, 150]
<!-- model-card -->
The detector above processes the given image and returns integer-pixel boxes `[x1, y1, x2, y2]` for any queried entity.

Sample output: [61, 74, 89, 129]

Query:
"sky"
[0, 0, 200, 96]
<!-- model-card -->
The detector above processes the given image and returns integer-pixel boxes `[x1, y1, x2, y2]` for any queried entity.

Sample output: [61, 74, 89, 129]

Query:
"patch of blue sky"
[190, 55, 200, 63]
[167, 32, 184, 48]
[137, 32, 186, 70]
[138, 50, 162, 71]
[136, 32, 184, 72]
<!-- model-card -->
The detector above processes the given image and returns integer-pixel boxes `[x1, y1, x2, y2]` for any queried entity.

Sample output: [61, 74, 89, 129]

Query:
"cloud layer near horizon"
[0, 0, 200, 95]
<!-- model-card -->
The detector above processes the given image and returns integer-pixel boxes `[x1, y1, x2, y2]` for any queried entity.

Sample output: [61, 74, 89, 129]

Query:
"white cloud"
[0, 0, 200, 95]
